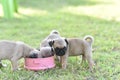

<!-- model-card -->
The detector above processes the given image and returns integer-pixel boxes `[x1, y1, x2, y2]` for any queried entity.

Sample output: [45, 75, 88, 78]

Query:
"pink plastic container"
[24, 56, 55, 71]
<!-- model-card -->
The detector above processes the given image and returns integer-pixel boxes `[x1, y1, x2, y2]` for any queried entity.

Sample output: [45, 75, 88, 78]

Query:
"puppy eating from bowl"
[38, 47, 54, 58]
[29, 47, 54, 58]
[49, 35, 95, 71]
[0, 40, 40, 71]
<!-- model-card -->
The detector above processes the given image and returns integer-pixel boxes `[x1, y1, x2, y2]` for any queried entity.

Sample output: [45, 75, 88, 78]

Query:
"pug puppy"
[38, 47, 54, 58]
[0, 40, 40, 71]
[49, 35, 95, 71]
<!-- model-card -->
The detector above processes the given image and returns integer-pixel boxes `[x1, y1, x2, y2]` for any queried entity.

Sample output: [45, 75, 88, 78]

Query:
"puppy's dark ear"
[65, 39, 68, 45]
[51, 48, 54, 52]
[49, 40, 54, 47]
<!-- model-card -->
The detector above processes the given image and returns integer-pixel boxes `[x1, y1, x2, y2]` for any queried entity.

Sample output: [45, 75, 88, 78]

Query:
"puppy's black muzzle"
[55, 47, 67, 56]
[29, 53, 38, 58]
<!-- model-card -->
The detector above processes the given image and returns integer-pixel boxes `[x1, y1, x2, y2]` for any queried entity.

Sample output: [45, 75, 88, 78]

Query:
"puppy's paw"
[12, 67, 19, 72]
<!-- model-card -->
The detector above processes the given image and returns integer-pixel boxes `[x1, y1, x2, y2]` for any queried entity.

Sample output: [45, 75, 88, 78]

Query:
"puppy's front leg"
[54, 54, 60, 62]
[60, 54, 68, 69]
[11, 59, 18, 71]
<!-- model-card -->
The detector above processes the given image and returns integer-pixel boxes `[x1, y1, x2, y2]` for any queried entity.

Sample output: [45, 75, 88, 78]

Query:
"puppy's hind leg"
[85, 52, 95, 72]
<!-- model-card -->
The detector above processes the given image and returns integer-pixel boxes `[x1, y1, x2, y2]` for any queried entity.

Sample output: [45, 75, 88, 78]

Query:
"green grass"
[0, 0, 120, 80]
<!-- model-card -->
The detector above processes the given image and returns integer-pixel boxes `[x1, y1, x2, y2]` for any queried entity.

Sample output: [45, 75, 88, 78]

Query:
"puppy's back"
[0, 40, 17, 59]
[0, 40, 17, 49]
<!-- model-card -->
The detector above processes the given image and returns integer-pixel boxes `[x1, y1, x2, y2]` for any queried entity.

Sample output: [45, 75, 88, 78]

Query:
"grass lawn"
[0, 0, 120, 80]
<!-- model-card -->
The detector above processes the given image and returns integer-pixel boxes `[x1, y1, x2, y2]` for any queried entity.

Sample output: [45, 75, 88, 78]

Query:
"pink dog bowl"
[24, 56, 55, 71]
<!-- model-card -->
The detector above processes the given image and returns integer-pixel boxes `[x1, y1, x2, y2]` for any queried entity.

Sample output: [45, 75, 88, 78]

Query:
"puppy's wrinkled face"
[54, 46, 67, 56]
[52, 38, 68, 56]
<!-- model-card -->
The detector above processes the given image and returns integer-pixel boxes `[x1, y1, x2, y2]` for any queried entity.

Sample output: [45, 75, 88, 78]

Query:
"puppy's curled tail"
[84, 35, 94, 45]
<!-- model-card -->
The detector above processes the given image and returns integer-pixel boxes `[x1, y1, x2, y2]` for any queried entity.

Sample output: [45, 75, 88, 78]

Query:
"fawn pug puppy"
[0, 40, 40, 71]
[49, 35, 95, 71]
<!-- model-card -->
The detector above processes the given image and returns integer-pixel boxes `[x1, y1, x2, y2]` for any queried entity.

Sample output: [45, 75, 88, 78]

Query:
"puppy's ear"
[51, 48, 54, 52]
[65, 39, 68, 45]
[49, 40, 54, 47]
[51, 48, 55, 56]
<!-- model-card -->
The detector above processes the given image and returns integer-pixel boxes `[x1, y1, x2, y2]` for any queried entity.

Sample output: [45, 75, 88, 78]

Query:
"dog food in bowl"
[24, 56, 55, 71]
